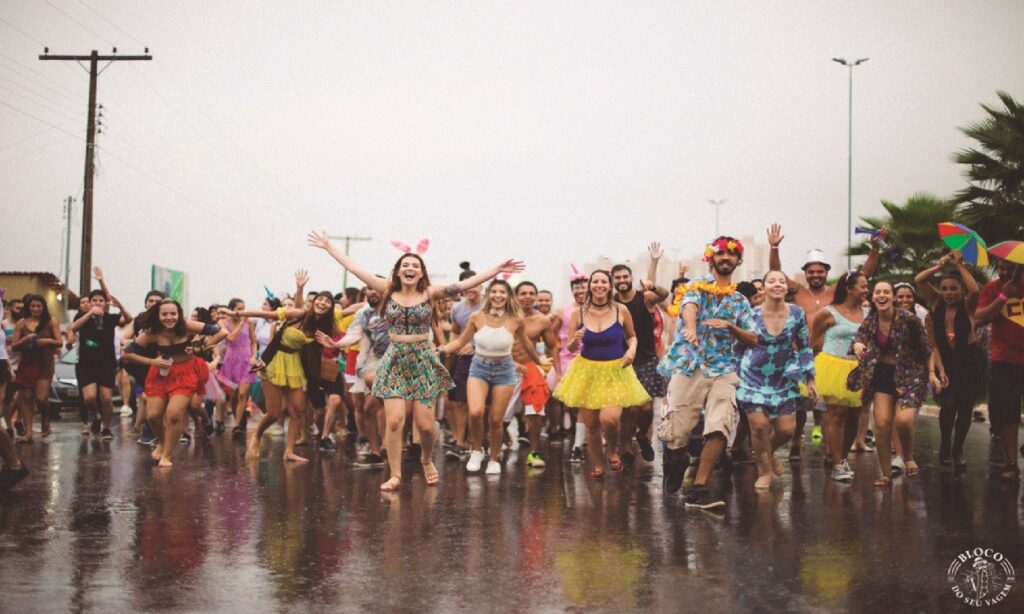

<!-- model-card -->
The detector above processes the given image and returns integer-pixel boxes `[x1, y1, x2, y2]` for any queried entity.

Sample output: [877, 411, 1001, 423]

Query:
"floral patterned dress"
[847, 308, 932, 407]
[736, 304, 815, 414]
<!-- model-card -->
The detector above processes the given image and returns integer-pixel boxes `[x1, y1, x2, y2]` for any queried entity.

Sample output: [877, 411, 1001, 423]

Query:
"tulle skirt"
[814, 353, 861, 408]
[553, 356, 651, 410]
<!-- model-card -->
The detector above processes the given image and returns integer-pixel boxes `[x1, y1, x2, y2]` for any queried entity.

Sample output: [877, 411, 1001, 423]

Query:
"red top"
[978, 279, 1024, 365]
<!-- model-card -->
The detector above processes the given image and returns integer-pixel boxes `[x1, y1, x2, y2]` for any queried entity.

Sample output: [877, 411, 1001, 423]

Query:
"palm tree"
[848, 193, 964, 283]
[953, 91, 1024, 245]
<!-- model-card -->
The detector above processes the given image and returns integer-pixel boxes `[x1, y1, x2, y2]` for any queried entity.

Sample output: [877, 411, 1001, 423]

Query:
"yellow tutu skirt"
[813, 353, 861, 407]
[553, 356, 651, 410]
[262, 352, 307, 389]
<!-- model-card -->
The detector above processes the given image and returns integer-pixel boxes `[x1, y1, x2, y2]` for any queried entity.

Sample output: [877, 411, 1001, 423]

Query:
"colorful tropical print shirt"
[658, 275, 755, 378]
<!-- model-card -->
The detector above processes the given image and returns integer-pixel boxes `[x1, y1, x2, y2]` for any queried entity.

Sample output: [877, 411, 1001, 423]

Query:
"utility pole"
[40, 47, 152, 296]
[62, 196, 75, 287]
[328, 235, 372, 289]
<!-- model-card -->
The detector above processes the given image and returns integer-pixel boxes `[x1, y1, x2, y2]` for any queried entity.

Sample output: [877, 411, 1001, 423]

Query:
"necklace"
[488, 308, 506, 317]
[590, 300, 611, 308]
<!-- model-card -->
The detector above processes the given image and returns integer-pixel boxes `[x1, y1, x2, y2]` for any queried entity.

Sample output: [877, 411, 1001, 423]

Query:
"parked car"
[48, 347, 123, 414]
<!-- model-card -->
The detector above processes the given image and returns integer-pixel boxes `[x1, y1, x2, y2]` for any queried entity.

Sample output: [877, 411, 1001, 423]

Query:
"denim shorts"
[468, 355, 517, 387]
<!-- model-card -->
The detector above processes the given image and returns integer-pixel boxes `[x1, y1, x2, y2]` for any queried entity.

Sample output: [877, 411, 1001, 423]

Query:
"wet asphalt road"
[1, 414, 1023, 613]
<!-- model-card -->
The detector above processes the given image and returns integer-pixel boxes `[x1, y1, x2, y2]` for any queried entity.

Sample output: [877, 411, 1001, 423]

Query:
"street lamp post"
[709, 199, 727, 236]
[833, 57, 868, 270]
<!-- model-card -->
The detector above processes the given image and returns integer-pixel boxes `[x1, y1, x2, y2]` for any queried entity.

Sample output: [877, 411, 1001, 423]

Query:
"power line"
[0, 76, 81, 120]
[41, 0, 114, 45]
[0, 55, 83, 102]
[0, 114, 82, 152]
[76, 0, 147, 47]
[0, 16, 47, 47]
[0, 98, 85, 141]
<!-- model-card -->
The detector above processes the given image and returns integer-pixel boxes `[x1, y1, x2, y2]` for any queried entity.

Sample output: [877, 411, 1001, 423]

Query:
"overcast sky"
[2, 1, 1022, 308]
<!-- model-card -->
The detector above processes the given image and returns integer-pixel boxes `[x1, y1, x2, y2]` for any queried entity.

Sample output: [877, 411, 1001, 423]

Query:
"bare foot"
[245, 445, 260, 460]
[771, 456, 785, 477]
[380, 476, 401, 491]
[284, 452, 309, 463]
[151, 446, 163, 461]
[422, 462, 439, 486]
[158, 458, 173, 468]
[40, 429, 52, 438]
[15, 437, 32, 444]
[755, 475, 773, 490]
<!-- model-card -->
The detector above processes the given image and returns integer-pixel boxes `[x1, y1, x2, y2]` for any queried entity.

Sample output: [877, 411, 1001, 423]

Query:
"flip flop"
[380, 476, 402, 492]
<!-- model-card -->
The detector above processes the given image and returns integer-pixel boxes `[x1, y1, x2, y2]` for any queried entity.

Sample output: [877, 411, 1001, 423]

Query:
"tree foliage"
[847, 193, 986, 283]
[954, 91, 1024, 244]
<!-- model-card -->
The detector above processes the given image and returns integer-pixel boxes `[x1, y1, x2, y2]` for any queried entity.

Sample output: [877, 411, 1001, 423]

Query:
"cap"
[801, 249, 831, 271]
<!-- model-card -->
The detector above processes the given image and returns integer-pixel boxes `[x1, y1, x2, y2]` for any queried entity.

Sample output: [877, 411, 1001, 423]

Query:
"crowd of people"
[1, 226, 1022, 511]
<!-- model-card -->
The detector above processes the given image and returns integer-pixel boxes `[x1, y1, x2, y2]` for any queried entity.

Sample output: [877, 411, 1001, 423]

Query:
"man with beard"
[767, 224, 883, 460]
[445, 264, 483, 459]
[975, 258, 1024, 481]
[612, 242, 669, 463]
[323, 284, 390, 467]
[535, 290, 554, 316]
[659, 236, 756, 510]
[509, 281, 559, 467]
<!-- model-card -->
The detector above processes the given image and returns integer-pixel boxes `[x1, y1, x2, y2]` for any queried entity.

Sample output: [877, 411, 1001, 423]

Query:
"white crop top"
[473, 325, 514, 358]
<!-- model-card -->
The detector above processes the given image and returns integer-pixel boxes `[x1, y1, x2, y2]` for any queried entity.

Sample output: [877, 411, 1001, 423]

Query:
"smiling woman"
[307, 230, 524, 492]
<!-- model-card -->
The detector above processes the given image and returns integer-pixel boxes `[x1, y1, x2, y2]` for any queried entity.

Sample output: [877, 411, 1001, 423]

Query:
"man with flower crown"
[657, 236, 757, 510]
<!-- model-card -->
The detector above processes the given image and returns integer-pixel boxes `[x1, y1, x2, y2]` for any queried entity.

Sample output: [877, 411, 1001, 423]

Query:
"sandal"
[873, 475, 892, 488]
[380, 476, 402, 492]
[422, 462, 439, 486]
[608, 458, 624, 473]
[904, 460, 919, 477]
[586, 470, 605, 481]
[754, 476, 773, 490]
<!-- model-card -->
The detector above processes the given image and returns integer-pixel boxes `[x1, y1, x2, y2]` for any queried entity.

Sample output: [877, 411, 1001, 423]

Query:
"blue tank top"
[580, 306, 626, 361]
[822, 305, 863, 358]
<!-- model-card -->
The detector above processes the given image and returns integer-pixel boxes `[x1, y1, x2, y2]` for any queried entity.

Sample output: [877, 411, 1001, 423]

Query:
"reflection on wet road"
[1, 417, 1022, 612]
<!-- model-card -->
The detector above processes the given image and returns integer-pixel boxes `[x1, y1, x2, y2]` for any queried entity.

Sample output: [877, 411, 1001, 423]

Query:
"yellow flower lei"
[667, 280, 738, 316]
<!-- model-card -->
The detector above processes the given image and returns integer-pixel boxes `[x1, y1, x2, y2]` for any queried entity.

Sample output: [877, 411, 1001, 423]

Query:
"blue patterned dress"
[736, 304, 815, 416]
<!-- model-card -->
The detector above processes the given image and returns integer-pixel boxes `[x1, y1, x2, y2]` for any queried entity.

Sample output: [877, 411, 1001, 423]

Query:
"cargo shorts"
[657, 370, 739, 450]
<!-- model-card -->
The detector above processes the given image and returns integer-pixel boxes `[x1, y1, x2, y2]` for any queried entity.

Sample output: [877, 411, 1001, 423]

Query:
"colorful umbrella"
[988, 240, 1024, 265]
[937, 222, 989, 267]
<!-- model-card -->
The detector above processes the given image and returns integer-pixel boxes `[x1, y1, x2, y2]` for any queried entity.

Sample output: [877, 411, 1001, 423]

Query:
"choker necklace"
[590, 300, 611, 308]
[488, 309, 506, 317]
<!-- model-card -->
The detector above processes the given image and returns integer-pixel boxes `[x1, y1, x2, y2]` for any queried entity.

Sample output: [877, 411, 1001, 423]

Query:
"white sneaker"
[119, 405, 133, 417]
[485, 460, 501, 475]
[891, 455, 905, 476]
[831, 462, 854, 482]
[466, 450, 484, 472]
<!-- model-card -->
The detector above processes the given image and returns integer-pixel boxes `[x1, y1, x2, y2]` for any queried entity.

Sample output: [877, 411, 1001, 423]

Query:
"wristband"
[999, 293, 1009, 302]
[770, 245, 779, 250]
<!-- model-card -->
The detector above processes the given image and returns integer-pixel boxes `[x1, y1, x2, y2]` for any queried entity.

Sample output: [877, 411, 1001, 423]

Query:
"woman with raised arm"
[10, 294, 62, 442]
[849, 280, 940, 487]
[122, 299, 225, 467]
[439, 279, 550, 475]
[308, 230, 523, 491]
[236, 289, 336, 463]
[914, 251, 981, 469]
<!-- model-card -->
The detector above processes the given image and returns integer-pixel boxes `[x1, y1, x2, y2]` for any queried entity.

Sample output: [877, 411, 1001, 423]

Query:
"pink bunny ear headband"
[390, 238, 430, 255]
